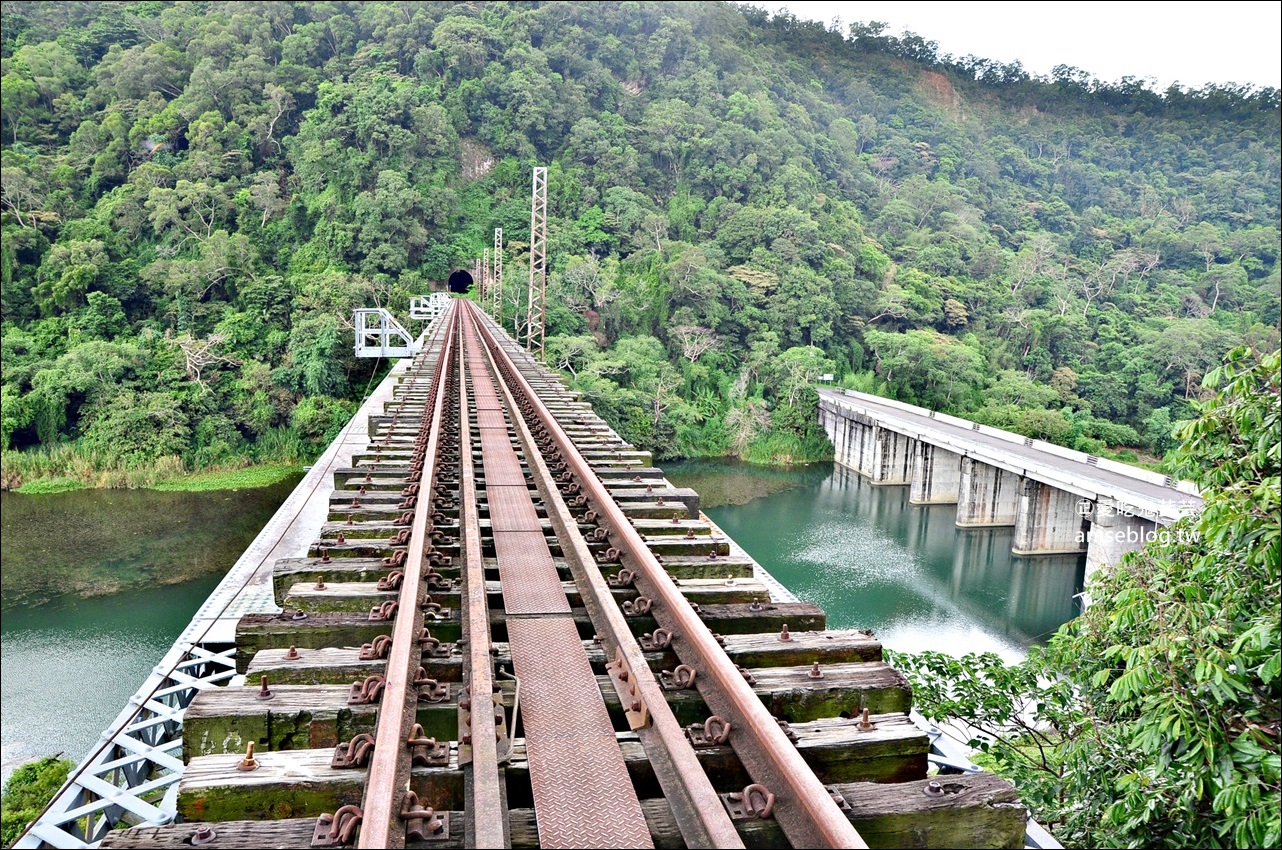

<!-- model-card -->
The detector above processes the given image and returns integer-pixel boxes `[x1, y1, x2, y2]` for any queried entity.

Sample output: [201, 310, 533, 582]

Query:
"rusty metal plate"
[485, 484, 541, 532]
[492, 530, 570, 615]
[507, 618, 652, 848]
[483, 465, 528, 486]
[480, 430, 515, 451]
[473, 391, 504, 411]
[476, 409, 508, 430]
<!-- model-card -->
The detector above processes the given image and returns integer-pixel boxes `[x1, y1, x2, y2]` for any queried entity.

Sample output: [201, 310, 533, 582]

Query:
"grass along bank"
[1, 427, 311, 494]
[1, 446, 303, 494]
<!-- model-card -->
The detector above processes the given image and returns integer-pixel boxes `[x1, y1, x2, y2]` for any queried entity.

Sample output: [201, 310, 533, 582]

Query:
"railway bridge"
[19, 300, 1036, 850]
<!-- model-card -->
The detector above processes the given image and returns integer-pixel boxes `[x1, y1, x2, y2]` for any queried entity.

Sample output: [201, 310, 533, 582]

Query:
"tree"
[896, 347, 1281, 849]
[669, 324, 720, 363]
[775, 345, 833, 407]
[0, 167, 45, 228]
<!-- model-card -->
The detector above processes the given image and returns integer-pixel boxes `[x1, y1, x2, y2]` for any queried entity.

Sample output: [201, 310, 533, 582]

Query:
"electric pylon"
[526, 166, 547, 359]
[492, 228, 503, 319]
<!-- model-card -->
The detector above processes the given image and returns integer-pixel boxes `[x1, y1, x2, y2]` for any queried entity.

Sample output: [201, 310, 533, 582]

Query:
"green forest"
[1, 0, 1278, 491]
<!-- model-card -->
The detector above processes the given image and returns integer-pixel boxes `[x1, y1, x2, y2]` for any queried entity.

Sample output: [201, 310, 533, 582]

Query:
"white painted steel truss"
[14, 644, 236, 848]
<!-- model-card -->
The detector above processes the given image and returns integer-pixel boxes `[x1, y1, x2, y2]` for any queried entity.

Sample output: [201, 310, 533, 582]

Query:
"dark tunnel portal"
[447, 269, 473, 293]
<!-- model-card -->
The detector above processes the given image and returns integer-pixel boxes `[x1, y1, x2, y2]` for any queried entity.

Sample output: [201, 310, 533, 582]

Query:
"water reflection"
[668, 462, 1084, 661]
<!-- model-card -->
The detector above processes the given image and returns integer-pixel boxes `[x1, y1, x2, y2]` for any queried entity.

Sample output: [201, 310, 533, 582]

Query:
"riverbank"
[2, 458, 303, 495]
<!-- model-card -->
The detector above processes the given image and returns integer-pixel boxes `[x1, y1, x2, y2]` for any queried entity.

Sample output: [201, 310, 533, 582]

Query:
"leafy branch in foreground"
[894, 347, 1281, 849]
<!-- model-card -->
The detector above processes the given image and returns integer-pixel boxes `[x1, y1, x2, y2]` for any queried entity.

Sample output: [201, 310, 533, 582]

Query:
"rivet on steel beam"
[857, 707, 876, 731]
[315, 575, 327, 590]
[191, 824, 217, 845]
[237, 741, 259, 771]
[285, 645, 300, 661]
[779, 624, 792, 642]
[257, 675, 274, 700]
[924, 780, 945, 798]
[808, 662, 825, 679]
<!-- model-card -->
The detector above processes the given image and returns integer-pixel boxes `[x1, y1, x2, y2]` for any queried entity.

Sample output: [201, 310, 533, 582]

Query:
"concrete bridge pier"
[823, 409, 877, 477]
[1012, 479, 1089, 556]
[1085, 498, 1159, 579]
[909, 443, 962, 505]
[871, 427, 916, 485]
[955, 458, 1018, 527]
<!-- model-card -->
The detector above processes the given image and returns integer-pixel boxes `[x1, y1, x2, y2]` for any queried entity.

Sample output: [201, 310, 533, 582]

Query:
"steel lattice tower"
[492, 228, 503, 319]
[526, 166, 547, 358]
[482, 247, 490, 305]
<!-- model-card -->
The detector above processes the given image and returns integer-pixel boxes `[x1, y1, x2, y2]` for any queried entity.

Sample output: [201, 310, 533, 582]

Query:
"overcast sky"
[759, 1, 1281, 92]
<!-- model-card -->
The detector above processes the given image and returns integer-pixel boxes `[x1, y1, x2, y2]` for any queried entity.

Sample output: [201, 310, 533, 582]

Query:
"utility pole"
[492, 228, 503, 320]
[526, 166, 547, 359]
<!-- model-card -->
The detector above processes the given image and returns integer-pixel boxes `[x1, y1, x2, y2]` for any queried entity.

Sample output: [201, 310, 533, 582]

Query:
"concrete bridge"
[818, 389, 1203, 578]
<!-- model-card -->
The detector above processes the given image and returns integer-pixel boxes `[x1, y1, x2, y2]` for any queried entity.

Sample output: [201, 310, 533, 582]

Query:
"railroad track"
[100, 299, 1025, 849]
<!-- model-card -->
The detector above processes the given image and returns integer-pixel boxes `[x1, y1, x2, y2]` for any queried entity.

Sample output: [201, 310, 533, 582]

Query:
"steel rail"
[456, 316, 509, 848]
[465, 301, 744, 848]
[466, 302, 867, 849]
[358, 302, 460, 849]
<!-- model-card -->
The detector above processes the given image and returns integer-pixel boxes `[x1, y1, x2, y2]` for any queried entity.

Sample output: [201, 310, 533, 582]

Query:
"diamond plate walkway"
[464, 323, 652, 848]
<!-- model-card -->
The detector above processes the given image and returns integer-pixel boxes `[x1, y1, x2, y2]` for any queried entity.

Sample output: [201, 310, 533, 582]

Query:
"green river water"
[0, 461, 1083, 784]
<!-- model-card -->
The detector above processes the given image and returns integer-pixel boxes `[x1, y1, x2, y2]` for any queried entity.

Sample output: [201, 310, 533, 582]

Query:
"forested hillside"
[2, 1, 1278, 487]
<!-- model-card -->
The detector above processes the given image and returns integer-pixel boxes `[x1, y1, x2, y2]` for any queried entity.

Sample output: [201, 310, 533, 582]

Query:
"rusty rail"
[464, 301, 745, 848]
[464, 301, 867, 849]
[357, 303, 460, 849]
[455, 314, 509, 848]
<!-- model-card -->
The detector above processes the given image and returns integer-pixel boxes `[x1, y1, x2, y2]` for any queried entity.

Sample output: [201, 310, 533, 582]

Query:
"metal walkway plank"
[486, 484, 541, 532]
[492, 530, 571, 615]
[507, 618, 652, 849]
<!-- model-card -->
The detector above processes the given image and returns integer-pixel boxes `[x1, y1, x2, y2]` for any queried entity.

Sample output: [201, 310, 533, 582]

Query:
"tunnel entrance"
[447, 269, 473, 293]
